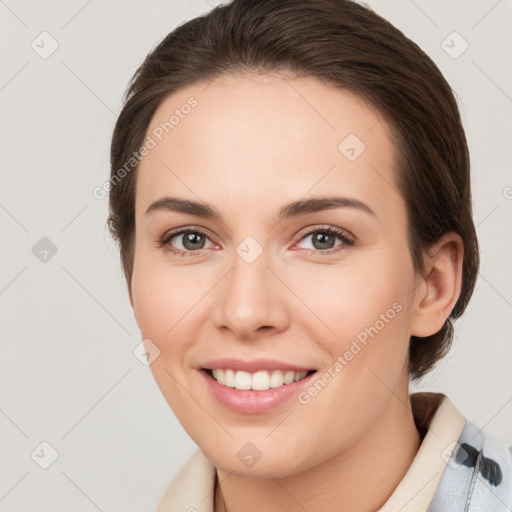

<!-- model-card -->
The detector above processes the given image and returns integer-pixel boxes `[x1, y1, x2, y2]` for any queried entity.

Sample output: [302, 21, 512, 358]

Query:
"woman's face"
[131, 73, 425, 476]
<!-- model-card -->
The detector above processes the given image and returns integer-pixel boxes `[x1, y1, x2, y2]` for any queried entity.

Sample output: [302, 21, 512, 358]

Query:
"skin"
[129, 72, 463, 511]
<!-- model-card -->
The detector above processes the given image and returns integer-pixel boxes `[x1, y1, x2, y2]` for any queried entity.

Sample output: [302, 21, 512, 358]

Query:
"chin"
[200, 437, 319, 479]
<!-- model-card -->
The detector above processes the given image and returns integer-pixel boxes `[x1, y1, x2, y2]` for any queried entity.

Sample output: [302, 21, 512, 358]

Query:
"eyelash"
[158, 225, 355, 257]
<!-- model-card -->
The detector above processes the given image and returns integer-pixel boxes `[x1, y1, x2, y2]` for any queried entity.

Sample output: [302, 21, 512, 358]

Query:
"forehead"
[135, 73, 401, 221]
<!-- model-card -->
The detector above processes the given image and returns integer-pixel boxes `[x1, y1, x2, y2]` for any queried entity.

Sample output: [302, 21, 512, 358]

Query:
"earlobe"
[410, 232, 464, 338]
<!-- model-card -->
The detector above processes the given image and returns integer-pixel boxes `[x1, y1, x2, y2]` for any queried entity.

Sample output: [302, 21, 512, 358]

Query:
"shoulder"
[429, 400, 512, 511]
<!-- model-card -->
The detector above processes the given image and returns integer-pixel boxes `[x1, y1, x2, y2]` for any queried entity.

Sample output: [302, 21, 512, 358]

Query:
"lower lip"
[199, 369, 317, 414]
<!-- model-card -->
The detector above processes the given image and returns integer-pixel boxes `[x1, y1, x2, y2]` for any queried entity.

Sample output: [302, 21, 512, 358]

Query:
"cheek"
[131, 247, 209, 336]
[290, 257, 409, 336]
[130, 262, 201, 413]
[292, 256, 413, 390]
[131, 257, 196, 364]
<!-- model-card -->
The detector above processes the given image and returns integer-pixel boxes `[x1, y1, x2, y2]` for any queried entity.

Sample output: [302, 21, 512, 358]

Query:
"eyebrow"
[145, 195, 376, 222]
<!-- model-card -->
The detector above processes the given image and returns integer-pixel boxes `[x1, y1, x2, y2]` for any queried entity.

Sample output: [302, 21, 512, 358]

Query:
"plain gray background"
[1, 0, 511, 510]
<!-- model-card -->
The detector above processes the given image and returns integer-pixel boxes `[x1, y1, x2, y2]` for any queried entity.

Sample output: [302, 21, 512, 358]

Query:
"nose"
[212, 246, 289, 341]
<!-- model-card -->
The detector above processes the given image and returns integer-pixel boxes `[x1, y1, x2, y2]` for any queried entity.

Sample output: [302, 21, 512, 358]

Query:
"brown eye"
[295, 226, 354, 255]
[310, 231, 337, 250]
[159, 227, 215, 256]
[179, 231, 207, 250]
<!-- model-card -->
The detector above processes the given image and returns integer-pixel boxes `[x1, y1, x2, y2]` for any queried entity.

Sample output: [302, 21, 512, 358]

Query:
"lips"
[199, 357, 316, 373]
[198, 365, 318, 414]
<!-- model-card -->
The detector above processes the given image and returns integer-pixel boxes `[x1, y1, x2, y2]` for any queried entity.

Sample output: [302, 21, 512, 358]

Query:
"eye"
[158, 224, 355, 257]
[158, 227, 217, 257]
[294, 225, 354, 255]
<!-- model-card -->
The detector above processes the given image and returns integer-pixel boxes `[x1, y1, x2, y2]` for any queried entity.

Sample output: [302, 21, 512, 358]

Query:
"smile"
[199, 367, 318, 414]
[208, 368, 315, 391]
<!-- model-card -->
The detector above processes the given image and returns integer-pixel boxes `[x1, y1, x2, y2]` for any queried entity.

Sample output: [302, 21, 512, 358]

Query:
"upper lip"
[199, 358, 316, 373]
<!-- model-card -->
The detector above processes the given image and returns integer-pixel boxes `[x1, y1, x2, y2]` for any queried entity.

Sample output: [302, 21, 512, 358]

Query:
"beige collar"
[376, 392, 466, 511]
[157, 392, 466, 512]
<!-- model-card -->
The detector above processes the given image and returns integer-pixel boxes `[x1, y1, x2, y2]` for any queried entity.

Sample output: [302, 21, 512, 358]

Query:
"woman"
[107, 0, 511, 510]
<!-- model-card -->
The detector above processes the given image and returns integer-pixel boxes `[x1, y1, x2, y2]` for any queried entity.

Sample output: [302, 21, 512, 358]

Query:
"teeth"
[211, 369, 310, 390]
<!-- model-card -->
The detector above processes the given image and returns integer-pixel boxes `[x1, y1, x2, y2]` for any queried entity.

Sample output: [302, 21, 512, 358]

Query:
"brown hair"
[108, 0, 479, 380]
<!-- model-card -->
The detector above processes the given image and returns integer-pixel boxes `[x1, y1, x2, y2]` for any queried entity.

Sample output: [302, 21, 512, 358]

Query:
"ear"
[410, 232, 464, 337]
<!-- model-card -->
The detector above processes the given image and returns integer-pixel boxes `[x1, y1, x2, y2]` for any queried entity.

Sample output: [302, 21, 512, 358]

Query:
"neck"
[214, 388, 422, 512]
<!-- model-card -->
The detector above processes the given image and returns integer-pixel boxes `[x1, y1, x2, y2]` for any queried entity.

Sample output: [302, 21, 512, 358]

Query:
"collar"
[377, 392, 466, 511]
[157, 392, 466, 512]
